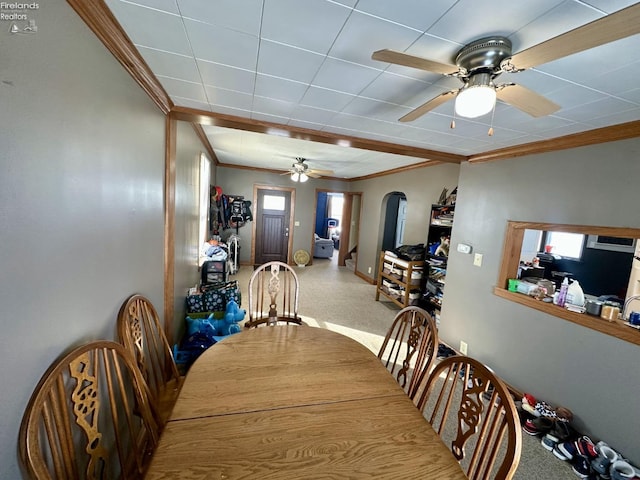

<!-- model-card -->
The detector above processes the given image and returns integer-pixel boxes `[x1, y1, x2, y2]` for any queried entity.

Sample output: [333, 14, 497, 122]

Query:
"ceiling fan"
[280, 157, 334, 182]
[372, 3, 640, 123]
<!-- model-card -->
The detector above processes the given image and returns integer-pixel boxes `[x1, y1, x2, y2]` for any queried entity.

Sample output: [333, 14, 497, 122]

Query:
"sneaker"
[523, 416, 554, 436]
[554, 436, 597, 462]
[572, 455, 593, 478]
[541, 421, 574, 451]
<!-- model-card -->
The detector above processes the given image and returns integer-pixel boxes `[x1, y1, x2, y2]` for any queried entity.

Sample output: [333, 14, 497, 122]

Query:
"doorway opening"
[381, 192, 407, 251]
[313, 190, 362, 270]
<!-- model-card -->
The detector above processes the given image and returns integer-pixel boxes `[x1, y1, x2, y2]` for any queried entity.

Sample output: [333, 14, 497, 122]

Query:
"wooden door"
[253, 187, 293, 265]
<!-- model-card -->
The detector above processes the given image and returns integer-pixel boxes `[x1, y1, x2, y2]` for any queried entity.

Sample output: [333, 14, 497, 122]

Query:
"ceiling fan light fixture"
[455, 84, 496, 118]
[299, 173, 309, 182]
[291, 172, 300, 182]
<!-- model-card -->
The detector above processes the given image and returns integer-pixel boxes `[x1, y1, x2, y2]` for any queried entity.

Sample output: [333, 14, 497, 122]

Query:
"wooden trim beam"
[468, 120, 640, 163]
[67, 0, 172, 114]
[169, 107, 464, 164]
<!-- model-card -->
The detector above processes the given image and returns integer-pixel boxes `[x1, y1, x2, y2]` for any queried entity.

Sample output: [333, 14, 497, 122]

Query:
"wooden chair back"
[377, 306, 438, 401]
[414, 355, 522, 480]
[19, 341, 159, 479]
[117, 294, 183, 426]
[245, 261, 302, 328]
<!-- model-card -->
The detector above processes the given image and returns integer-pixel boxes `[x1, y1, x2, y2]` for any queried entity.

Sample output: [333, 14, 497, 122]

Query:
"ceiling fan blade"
[509, 3, 640, 70]
[308, 169, 334, 176]
[497, 84, 560, 117]
[306, 171, 322, 178]
[372, 49, 458, 75]
[399, 90, 458, 122]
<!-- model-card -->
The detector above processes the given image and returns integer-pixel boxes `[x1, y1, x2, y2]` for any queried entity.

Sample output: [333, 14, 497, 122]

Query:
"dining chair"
[117, 294, 184, 427]
[377, 306, 438, 401]
[19, 340, 159, 479]
[245, 261, 303, 328]
[414, 355, 522, 480]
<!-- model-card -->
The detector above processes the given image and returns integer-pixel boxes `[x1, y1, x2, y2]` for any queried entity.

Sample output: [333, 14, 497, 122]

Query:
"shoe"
[523, 416, 554, 436]
[554, 435, 597, 461]
[555, 406, 574, 423]
[541, 421, 574, 451]
[572, 455, 593, 479]
[591, 443, 618, 479]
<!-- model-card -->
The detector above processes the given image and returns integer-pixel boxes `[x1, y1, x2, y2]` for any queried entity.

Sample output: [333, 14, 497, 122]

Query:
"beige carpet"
[232, 255, 576, 480]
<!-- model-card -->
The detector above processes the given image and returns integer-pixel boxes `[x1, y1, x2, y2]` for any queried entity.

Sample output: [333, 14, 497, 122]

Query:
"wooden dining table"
[145, 325, 466, 479]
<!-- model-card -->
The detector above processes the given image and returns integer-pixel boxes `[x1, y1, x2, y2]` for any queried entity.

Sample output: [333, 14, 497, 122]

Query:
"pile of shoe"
[517, 393, 640, 479]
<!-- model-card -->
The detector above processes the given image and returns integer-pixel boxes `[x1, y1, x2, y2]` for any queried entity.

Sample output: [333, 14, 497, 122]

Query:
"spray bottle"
[557, 277, 569, 307]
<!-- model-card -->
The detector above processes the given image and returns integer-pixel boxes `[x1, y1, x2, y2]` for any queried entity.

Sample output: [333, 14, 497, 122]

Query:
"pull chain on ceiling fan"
[372, 3, 640, 123]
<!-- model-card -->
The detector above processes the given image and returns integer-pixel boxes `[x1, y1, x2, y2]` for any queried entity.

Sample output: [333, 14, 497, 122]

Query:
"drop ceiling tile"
[261, 0, 352, 54]
[586, 63, 640, 96]
[619, 87, 640, 103]
[184, 19, 258, 69]
[106, 2, 192, 55]
[287, 118, 327, 130]
[257, 40, 326, 84]
[252, 95, 297, 118]
[204, 86, 254, 110]
[289, 105, 338, 125]
[197, 60, 256, 93]
[341, 97, 412, 122]
[358, 72, 430, 105]
[427, 0, 562, 46]
[558, 96, 637, 123]
[251, 111, 290, 124]
[328, 10, 423, 68]
[210, 104, 252, 117]
[105, 0, 179, 16]
[499, 69, 570, 96]
[177, 0, 262, 34]
[535, 36, 640, 87]
[582, 1, 639, 14]
[136, 46, 200, 83]
[399, 34, 462, 71]
[157, 76, 207, 102]
[354, 0, 456, 32]
[254, 74, 308, 103]
[510, 1, 601, 53]
[171, 96, 212, 111]
[586, 108, 640, 128]
[300, 86, 356, 111]
[311, 58, 383, 95]
[544, 84, 609, 111]
[328, 112, 407, 136]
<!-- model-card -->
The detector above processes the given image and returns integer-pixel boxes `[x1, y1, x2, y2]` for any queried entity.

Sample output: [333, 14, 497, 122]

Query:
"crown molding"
[67, 0, 172, 114]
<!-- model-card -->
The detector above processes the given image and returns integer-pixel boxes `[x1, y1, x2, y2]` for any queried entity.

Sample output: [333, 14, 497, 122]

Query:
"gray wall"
[352, 164, 461, 278]
[442, 140, 640, 463]
[1, 3, 169, 478]
[216, 167, 350, 263]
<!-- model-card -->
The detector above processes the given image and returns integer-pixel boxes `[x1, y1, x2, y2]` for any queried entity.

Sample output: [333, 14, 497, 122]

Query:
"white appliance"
[624, 242, 640, 319]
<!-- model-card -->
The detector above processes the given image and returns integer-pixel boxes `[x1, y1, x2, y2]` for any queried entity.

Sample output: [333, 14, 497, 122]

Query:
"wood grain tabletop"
[145, 325, 466, 479]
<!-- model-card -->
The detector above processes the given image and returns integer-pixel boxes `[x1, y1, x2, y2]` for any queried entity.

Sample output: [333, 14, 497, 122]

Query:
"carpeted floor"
[232, 254, 576, 479]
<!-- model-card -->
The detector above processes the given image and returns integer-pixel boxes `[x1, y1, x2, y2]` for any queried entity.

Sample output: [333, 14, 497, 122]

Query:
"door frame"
[251, 184, 296, 265]
[312, 189, 362, 267]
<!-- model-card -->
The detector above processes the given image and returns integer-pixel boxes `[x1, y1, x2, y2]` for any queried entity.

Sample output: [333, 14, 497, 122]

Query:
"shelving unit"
[375, 251, 424, 308]
[421, 204, 455, 317]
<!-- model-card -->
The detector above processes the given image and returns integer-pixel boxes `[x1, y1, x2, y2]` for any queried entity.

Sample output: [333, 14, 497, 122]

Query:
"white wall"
[0, 4, 166, 478]
[442, 140, 640, 463]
